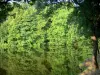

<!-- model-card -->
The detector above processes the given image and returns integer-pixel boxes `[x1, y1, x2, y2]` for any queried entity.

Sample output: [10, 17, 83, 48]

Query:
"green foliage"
[0, 3, 93, 75]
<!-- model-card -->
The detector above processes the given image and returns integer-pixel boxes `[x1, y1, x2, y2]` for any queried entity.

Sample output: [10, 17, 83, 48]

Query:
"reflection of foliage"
[0, 3, 93, 75]
[41, 59, 52, 72]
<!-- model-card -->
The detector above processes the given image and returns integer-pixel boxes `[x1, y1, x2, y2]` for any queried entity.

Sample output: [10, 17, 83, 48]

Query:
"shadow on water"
[0, 68, 7, 75]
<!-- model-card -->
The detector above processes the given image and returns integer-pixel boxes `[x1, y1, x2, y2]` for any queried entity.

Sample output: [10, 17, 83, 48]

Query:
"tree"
[71, 0, 100, 69]
[0, 0, 99, 74]
[32, 0, 100, 69]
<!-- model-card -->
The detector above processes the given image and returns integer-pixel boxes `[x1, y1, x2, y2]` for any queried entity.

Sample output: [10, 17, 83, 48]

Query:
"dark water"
[0, 68, 7, 75]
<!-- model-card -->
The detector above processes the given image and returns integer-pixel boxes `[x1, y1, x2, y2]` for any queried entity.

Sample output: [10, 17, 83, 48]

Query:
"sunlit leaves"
[0, 3, 93, 75]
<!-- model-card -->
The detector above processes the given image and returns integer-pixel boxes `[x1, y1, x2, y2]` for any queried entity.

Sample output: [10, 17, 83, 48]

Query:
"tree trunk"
[91, 35, 99, 69]
[91, 22, 99, 69]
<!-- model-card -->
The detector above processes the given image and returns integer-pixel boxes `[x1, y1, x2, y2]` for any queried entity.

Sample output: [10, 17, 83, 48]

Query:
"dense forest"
[0, 0, 100, 75]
